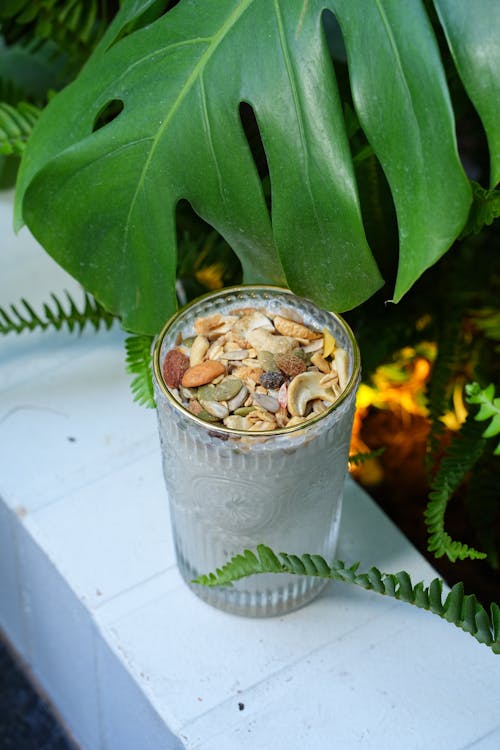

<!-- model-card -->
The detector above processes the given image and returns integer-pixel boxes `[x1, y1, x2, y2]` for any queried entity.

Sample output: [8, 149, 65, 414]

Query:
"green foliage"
[424, 412, 487, 562]
[434, 0, 500, 188]
[0, 0, 119, 60]
[472, 309, 500, 353]
[193, 544, 500, 654]
[460, 183, 500, 238]
[466, 382, 500, 456]
[348, 448, 385, 467]
[0, 100, 40, 154]
[15, 0, 500, 334]
[124, 334, 156, 408]
[0, 290, 115, 334]
[425, 313, 466, 470]
[175, 220, 242, 304]
[422, 225, 499, 468]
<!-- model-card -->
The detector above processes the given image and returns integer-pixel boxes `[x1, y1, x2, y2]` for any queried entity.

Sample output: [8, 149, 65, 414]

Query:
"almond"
[163, 348, 190, 388]
[181, 360, 226, 387]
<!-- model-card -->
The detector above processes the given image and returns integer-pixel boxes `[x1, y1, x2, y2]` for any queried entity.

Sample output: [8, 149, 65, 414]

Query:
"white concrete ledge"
[2, 190, 500, 749]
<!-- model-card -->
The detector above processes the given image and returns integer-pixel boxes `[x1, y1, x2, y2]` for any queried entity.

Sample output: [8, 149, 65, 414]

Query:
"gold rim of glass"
[152, 285, 360, 437]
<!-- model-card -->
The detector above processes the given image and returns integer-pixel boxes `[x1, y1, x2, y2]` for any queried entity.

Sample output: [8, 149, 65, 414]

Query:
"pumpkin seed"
[213, 378, 244, 401]
[197, 384, 216, 400]
[180, 386, 198, 400]
[197, 409, 220, 423]
[257, 350, 279, 371]
[234, 406, 254, 416]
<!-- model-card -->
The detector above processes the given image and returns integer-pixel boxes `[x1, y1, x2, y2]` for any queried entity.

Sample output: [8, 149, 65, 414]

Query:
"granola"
[162, 307, 349, 431]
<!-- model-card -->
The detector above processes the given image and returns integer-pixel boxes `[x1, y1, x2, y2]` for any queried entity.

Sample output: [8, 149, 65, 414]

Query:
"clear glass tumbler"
[152, 286, 360, 616]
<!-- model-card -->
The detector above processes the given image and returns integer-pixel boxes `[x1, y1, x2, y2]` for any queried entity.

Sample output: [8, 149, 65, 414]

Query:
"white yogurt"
[153, 286, 360, 616]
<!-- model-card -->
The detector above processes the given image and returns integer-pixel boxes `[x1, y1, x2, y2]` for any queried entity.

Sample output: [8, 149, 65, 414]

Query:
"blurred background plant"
[1, 0, 499, 609]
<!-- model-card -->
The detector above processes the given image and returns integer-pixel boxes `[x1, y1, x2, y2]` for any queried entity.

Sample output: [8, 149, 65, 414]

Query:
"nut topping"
[275, 353, 307, 378]
[189, 335, 210, 366]
[333, 348, 349, 390]
[181, 360, 226, 387]
[273, 315, 322, 342]
[246, 328, 296, 355]
[162, 303, 351, 431]
[163, 349, 190, 388]
[287, 371, 339, 417]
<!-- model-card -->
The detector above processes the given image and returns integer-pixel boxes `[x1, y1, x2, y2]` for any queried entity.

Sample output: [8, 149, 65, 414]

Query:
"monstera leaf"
[14, 0, 499, 334]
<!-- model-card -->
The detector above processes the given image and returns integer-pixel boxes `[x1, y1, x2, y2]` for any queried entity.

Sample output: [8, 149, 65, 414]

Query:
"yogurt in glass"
[152, 286, 360, 616]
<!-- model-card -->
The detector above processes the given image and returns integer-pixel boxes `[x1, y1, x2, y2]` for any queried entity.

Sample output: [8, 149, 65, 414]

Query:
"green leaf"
[330, 0, 471, 303]
[15, 0, 383, 334]
[193, 545, 500, 653]
[0, 290, 115, 334]
[460, 182, 500, 237]
[0, 39, 73, 99]
[465, 381, 500, 455]
[0, 101, 40, 155]
[348, 447, 385, 466]
[15, 0, 486, 333]
[433, 0, 500, 188]
[124, 334, 156, 408]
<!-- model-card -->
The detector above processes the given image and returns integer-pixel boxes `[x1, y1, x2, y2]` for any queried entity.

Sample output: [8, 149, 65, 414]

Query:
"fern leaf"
[124, 335, 155, 409]
[425, 312, 465, 470]
[193, 544, 500, 654]
[0, 290, 115, 335]
[0, 101, 41, 155]
[459, 181, 500, 238]
[348, 447, 385, 466]
[466, 382, 500, 455]
[1, 0, 116, 57]
[424, 410, 488, 562]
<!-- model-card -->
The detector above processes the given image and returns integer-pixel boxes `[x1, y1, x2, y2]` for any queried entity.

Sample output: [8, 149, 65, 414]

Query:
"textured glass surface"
[153, 287, 360, 616]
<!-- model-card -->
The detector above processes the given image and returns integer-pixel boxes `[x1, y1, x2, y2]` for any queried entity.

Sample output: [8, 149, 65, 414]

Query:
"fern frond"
[425, 312, 465, 470]
[348, 447, 385, 466]
[0, 291, 115, 334]
[193, 545, 500, 654]
[424, 411, 487, 562]
[0, 101, 41, 155]
[466, 383, 500, 456]
[124, 335, 155, 409]
[460, 181, 500, 238]
[1, 0, 116, 57]
[471, 309, 500, 355]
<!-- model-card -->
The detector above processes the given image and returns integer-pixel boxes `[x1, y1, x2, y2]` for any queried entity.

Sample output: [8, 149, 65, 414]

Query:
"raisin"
[259, 371, 285, 389]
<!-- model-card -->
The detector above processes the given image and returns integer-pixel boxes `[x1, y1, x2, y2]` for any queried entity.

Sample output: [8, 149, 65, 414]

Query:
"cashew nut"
[287, 371, 338, 417]
[246, 327, 296, 354]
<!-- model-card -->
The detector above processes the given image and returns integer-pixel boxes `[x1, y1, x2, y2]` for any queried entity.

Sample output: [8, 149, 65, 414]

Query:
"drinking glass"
[153, 286, 360, 616]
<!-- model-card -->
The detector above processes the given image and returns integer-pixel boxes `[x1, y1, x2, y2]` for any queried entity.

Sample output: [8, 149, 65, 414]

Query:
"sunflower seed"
[199, 400, 229, 419]
[252, 392, 280, 413]
[227, 385, 249, 411]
